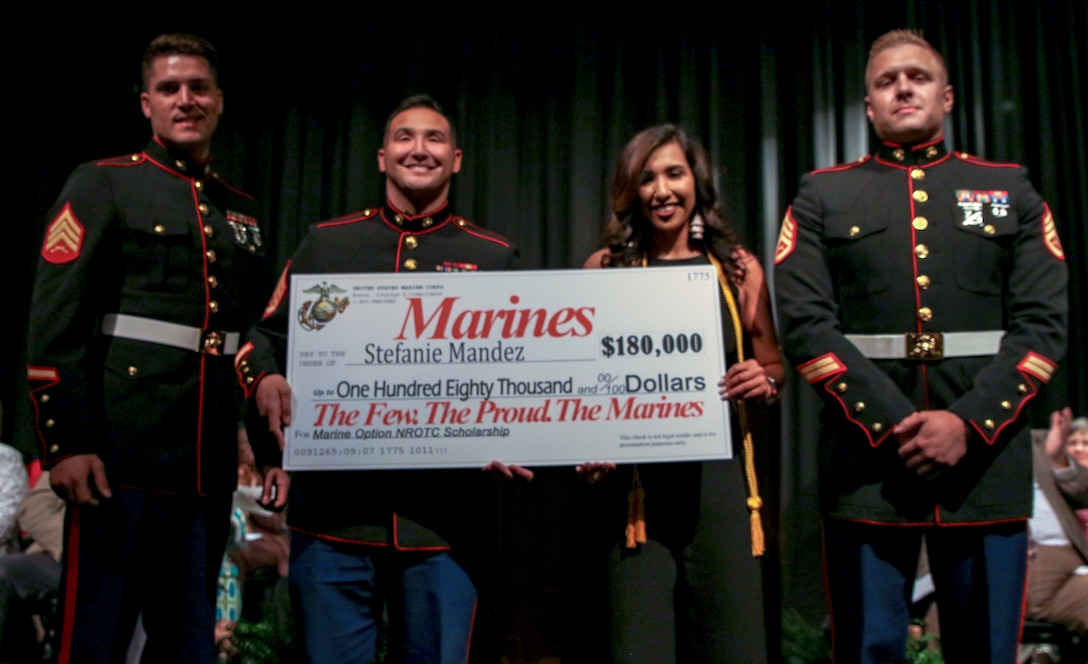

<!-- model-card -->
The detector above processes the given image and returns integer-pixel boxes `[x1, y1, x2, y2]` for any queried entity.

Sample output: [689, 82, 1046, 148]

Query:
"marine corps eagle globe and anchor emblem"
[297, 282, 349, 331]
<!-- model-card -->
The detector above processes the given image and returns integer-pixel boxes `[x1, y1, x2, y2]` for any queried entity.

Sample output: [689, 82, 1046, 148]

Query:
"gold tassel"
[706, 253, 766, 558]
[625, 466, 646, 548]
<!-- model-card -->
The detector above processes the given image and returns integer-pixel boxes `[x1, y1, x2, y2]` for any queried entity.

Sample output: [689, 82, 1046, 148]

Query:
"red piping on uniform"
[931, 510, 1026, 527]
[262, 264, 291, 319]
[462, 600, 477, 664]
[387, 200, 449, 221]
[27, 366, 61, 458]
[192, 182, 211, 329]
[287, 525, 389, 547]
[454, 220, 511, 248]
[316, 211, 374, 229]
[970, 366, 1040, 445]
[811, 156, 871, 175]
[907, 171, 922, 335]
[874, 151, 952, 171]
[189, 179, 210, 496]
[143, 152, 195, 181]
[816, 372, 888, 447]
[954, 153, 1021, 169]
[391, 513, 453, 552]
[57, 508, 82, 664]
[196, 354, 206, 495]
[921, 365, 931, 411]
[212, 174, 255, 200]
[835, 515, 1027, 528]
[1017, 562, 1029, 648]
[96, 153, 145, 168]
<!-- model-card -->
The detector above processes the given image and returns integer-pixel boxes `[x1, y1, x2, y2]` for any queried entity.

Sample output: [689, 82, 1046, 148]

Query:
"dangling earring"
[689, 211, 705, 241]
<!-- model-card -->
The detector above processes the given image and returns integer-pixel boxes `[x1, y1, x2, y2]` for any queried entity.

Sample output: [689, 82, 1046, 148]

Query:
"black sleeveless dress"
[602, 254, 767, 664]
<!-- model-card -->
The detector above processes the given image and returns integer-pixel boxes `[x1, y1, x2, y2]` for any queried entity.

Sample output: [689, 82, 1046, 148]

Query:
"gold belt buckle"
[906, 332, 943, 360]
[200, 330, 225, 355]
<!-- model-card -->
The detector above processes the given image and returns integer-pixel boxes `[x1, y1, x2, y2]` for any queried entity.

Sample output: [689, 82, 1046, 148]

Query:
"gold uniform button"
[246, 376, 254, 384]
[404, 258, 418, 270]
[915, 244, 929, 259]
[153, 224, 166, 234]
[130, 154, 140, 162]
[198, 203, 209, 215]
[203, 225, 214, 238]
[1018, 384, 1028, 394]
[916, 275, 931, 289]
[208, 275, 218, 288]
[849, 226, 860, 237]
[910, 168, 925, 180]
[45, 419, 55, 428]
[363, 208, 372, 216]
[405, 236, 418, 249]
[918, 307, 933, 322]
[854, 402, 866, 413]
[893, 149, 906, 162]
[925, 146, 939, 158]
[394, 215, 404, 225]
[209, 300, 219, 313]
[1001, 401, 1011, 410]
[872, 422, 884, 433]
[194, 180, 203, 191]
[912, 217, 928, 231]
[128, 366, 138, 376]
[836, 382, 848, 393]
[455, 219, 466, 227]
[984, 419, 995, 430]
[913, 190, 929, 203]
[984, 224, 996, 235]
[49, 444, 60, 453]
[40, 394, 50, 403]
[175, 159, 187, 171]
[206, 250, 217, 263]
[423, 218, 434, 228]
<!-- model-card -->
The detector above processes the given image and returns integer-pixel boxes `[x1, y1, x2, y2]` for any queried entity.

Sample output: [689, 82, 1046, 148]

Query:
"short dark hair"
[866, 29, 947, 85]
[383, 94, 458, 148]
[142, 34, 219, 90]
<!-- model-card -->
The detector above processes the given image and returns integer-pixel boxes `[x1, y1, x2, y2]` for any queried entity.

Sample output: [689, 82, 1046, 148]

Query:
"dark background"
[9, 2, 1085, 658]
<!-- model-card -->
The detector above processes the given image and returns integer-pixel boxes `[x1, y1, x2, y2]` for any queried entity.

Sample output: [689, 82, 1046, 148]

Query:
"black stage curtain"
[10, 2, 1085, 658]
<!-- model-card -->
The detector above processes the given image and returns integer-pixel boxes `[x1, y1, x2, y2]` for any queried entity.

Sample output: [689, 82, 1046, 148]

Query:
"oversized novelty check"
[283, 267, 732, 470]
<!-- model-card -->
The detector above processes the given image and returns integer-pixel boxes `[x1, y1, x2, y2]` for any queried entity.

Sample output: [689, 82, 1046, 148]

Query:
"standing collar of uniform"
[144, 136, 215, 179]
[875, 136, 949, 167]
[380, 201, 453, 232]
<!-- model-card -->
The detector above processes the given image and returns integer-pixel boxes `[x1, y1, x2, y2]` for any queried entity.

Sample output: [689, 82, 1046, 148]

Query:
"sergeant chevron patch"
[263, 262, 290, 318]
[1042, 205, 1064, 261]
[42, 203, 84, 264]
[773, 210, 797, 265]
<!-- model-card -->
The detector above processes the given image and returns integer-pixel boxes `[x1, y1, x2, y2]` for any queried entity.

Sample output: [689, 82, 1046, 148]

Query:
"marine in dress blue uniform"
[239, 96, 518, 664]
[27, 35, 275, 663]
[774, 31, 1067, 663]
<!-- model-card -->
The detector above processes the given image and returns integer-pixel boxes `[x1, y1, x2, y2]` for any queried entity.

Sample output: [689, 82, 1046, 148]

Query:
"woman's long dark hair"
[599, 124, 740, 270]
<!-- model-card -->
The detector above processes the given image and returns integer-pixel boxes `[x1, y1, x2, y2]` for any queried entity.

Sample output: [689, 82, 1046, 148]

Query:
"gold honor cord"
[705, 252, 765, 557]
[626, 253, 765, 557]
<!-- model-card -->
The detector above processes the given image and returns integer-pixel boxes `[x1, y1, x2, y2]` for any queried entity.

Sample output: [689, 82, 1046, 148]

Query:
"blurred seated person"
[1, 400, 29, 555]
[1026, 408, 1088, 632]
[215, 427, 290, 659]
[229, 427, 289, 581]
[1066, 417, 1088, 537]
[0, 470, 66, 659]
